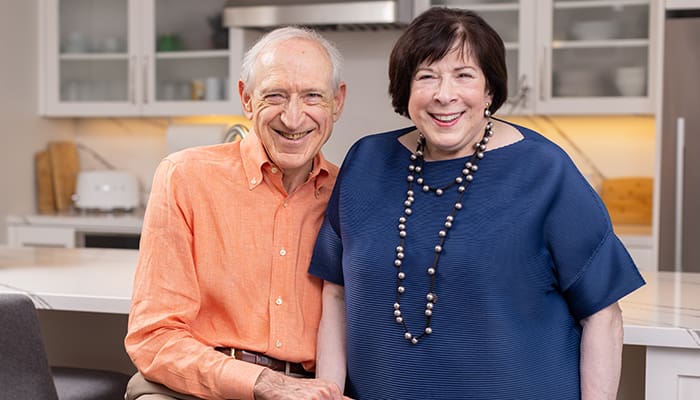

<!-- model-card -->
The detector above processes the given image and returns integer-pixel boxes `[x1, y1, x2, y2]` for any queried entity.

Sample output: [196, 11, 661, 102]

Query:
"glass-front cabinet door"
[429, 0, 536, 115]
[536, 0, 658, 114]
[43, 0, 137, 116]
[41, 0, 239, 117]
[142, 0, 235, 116]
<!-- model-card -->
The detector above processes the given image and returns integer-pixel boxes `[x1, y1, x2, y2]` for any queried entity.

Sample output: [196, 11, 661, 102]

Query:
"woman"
[309, 7, 645, 400]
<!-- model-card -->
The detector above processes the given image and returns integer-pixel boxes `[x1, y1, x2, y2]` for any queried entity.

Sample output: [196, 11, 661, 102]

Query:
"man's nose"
[280, 98, 305, 130]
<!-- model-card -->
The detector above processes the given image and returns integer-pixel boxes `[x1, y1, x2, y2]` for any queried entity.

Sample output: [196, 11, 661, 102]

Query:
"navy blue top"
[309, 123, 645, 400]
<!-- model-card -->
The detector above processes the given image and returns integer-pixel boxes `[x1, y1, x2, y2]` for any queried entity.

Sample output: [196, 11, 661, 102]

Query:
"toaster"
[72, 170, 140, 211]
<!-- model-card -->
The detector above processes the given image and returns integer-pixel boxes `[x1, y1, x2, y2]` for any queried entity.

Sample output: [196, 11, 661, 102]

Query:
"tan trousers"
[125, 372, 204, 400]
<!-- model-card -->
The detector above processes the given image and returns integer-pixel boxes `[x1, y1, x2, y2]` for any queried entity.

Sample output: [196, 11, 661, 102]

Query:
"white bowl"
[615, 67, 646, 96]
[570, 20, 619, 40]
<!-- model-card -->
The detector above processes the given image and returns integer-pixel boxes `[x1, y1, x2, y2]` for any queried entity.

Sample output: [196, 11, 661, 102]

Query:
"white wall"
[0, 0, 73, 243]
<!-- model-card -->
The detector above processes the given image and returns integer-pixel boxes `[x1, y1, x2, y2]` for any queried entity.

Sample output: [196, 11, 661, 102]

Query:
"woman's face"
[407, 46, 492, 161]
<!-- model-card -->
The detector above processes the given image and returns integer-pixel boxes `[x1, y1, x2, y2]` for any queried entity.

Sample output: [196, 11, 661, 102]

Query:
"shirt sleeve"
[124, 158, 265, 400]
[543, 152, 645, 321]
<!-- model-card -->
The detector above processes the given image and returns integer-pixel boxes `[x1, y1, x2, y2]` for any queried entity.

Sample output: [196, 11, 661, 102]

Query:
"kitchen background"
[0, 0, 656, 249]
[3, 1, 700, 396]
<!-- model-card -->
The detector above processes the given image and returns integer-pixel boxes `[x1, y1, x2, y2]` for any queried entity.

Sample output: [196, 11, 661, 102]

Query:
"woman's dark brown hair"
[388, 7, 508, 118]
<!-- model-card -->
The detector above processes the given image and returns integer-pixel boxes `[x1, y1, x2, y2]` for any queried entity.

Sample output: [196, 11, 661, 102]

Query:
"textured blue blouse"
[309, 123, 645, 400]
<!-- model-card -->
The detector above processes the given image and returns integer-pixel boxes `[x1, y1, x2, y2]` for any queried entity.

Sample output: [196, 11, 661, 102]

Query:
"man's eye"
[305, 93, 323, 102]
[264, 94, 285, 104]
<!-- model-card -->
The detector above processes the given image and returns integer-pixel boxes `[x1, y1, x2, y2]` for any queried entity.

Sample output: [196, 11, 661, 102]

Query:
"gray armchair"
[0, 293, 130, 400]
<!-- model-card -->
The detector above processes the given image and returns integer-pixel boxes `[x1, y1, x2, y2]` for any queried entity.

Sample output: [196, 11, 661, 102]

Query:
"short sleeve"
[562, 230, 645, 320]
[541, 146, 645, 320]
[309, 177, 344, 285]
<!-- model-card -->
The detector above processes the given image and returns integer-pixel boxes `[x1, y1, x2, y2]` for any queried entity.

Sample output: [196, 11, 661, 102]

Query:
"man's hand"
[253, 369, 350, 400]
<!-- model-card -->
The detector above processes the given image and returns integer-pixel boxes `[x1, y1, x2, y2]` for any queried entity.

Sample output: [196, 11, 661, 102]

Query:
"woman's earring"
[484, 103, 491, 118]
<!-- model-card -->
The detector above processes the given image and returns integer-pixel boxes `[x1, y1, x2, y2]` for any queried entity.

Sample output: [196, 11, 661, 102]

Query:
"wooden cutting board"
[600, 177, 653, 225]
[47, 141, 80, 212]
[34, 150, 56, 214]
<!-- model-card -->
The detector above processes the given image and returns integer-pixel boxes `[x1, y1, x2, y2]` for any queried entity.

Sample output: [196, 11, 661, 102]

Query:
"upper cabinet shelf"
[39, 0, 241, 117]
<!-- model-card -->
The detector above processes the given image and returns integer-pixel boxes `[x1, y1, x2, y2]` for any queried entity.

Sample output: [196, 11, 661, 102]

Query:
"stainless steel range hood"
[223, 0, 429, 30]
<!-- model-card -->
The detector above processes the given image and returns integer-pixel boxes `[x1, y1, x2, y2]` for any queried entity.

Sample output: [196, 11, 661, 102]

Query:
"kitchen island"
[0, 246, 699, 397]
[0, 246, 137, 313]
[0, 246, 138, 374]
[619, 270, 700, 399]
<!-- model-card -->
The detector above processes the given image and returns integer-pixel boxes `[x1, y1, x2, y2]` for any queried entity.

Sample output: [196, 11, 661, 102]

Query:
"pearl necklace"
[393, 119, 494, 345]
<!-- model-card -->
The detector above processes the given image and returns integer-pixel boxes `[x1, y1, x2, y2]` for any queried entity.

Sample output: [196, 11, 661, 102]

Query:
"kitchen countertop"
[0, 246, 138, 313]
[0, 246, 698, 351]
[620, 270, 700, 349]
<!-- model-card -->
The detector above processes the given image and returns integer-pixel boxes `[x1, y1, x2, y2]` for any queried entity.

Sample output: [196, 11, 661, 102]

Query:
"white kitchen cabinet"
[7, 225, 76, 248]
[39, 0, 242, 117]
[6, 214, 143, 249]
[645, 347, 700, 400]
[431, 0, 661, 115]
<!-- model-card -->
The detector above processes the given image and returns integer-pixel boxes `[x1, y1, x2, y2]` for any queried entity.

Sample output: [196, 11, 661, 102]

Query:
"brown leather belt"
[214, 347, 312, 377]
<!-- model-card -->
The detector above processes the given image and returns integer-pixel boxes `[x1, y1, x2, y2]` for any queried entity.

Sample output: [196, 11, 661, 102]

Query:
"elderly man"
[124, 26, 347, 400]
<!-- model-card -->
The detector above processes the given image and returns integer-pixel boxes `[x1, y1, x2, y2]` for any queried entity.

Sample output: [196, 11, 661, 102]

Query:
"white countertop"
[0, 247, 698, 351]
[621, 270, 700, 349]
[0, 246, 137, 314]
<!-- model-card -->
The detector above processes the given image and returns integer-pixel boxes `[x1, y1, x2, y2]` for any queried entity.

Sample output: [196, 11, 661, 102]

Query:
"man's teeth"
[280, 130, 310, 140]
[434, 113, 460, 122]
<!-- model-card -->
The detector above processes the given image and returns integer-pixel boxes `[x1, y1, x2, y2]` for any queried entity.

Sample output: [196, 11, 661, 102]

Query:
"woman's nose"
[434, 78, 457, 104]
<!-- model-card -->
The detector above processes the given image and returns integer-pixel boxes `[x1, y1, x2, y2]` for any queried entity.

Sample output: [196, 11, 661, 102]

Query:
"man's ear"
[238, 80, 253, 119]
[332, 82, 347, 122]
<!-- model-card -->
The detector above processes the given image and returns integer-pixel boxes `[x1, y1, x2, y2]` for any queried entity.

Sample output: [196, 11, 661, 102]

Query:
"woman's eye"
[416, 74, 435, 80]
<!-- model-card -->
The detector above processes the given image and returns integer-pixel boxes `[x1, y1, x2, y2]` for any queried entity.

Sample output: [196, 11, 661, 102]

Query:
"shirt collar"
[240, 131, 334, 191]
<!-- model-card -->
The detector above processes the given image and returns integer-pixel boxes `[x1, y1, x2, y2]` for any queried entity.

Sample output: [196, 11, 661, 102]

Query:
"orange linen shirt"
[125, 132, 338, 400]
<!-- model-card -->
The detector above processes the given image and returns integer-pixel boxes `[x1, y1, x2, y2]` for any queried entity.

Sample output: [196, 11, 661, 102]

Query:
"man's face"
[239, 38, 346, 176]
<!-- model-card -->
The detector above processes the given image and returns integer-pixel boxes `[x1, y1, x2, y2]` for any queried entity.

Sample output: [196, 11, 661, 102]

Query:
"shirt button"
[271, 167, 278, 174]
[275, 340, 282, 348]
[279, 248, 286, 256]
[283, 200, 288, 208]
[250, 178, 257, 185]
[275, 296, 283, 305]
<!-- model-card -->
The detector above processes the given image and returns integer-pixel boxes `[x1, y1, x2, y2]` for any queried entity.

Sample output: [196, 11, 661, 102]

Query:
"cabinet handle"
[674, 117, 685, 271]
[142, 56, 149, 104]
[540, 45, 547, 101]
[129, 56, 136, 104]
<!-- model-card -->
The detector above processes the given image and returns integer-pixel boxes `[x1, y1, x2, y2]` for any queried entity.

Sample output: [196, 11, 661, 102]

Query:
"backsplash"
[69, 115, 655, 203]
[505, 115, 656, 193]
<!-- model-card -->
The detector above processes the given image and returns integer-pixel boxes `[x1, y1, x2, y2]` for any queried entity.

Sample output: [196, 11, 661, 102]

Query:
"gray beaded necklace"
[393, 118, 494, 345]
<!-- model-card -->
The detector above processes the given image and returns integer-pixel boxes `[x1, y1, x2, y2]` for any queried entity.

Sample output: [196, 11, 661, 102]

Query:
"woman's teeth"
[433, 113, 461, 123]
